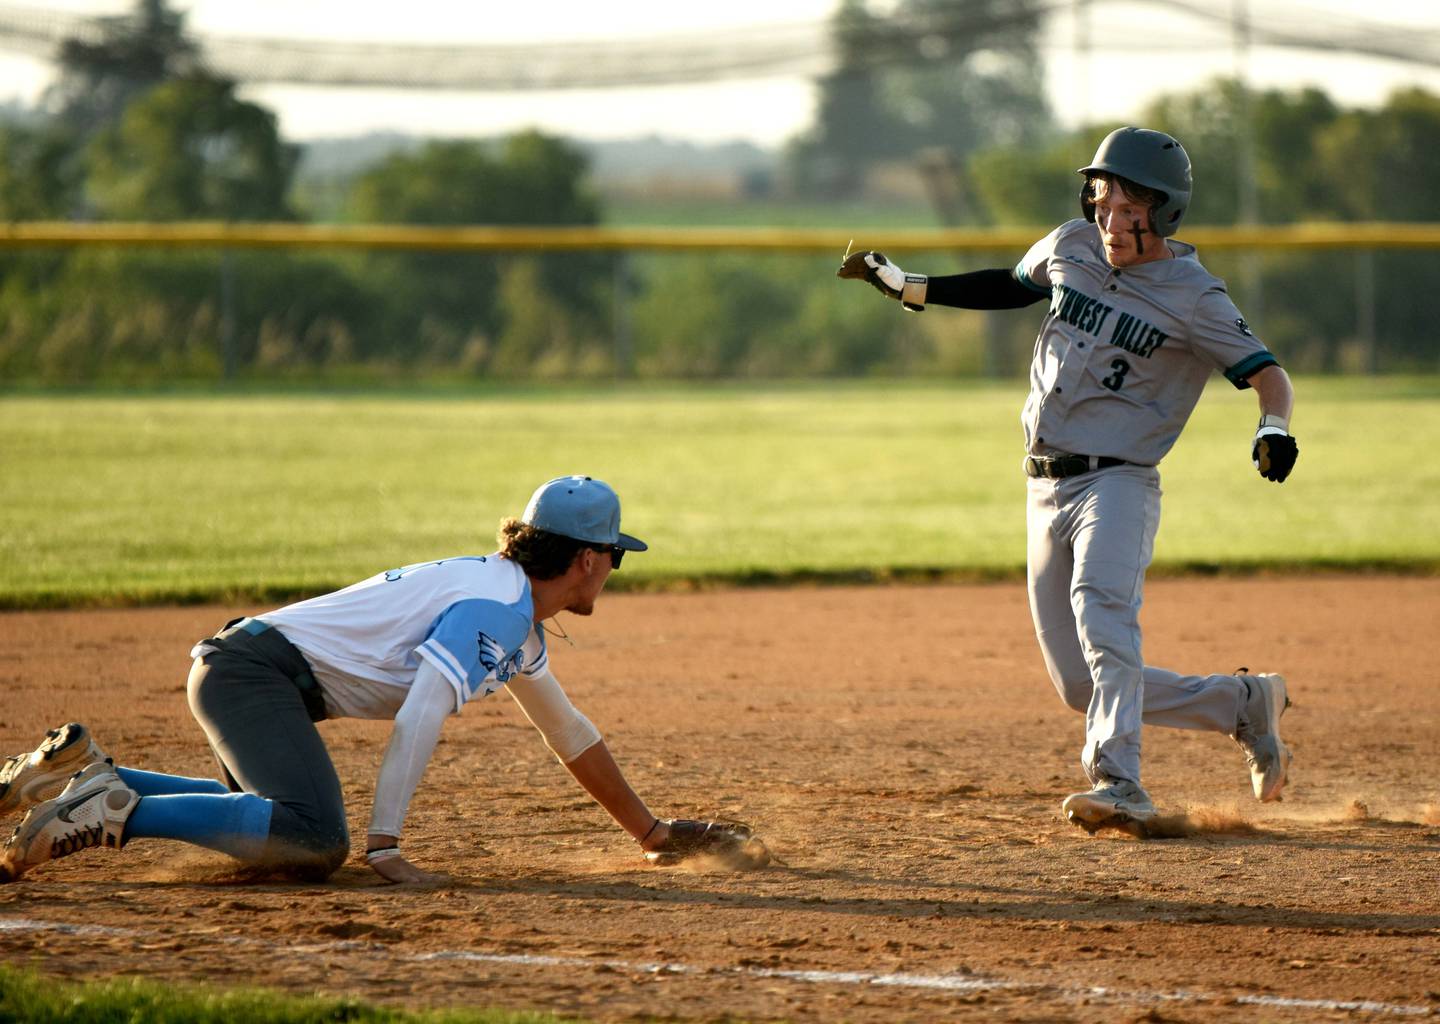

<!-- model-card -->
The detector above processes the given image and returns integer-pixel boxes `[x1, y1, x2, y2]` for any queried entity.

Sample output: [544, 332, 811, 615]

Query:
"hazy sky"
[6, 0, 1440, 144]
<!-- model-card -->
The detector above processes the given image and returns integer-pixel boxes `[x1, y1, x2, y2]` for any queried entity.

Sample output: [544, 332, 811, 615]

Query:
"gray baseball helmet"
[1077, 126, 1192, 237]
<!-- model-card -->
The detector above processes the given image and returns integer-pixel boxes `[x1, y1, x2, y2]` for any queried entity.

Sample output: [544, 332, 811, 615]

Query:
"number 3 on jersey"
[1102, 357, 1131, 391]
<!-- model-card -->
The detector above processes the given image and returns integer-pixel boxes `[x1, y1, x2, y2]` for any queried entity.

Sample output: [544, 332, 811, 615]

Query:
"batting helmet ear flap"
[1079, 178, 1098, 224]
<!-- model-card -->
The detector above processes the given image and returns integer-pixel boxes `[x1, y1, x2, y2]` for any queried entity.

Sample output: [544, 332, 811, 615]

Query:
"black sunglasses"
[592, 544, 624, 569]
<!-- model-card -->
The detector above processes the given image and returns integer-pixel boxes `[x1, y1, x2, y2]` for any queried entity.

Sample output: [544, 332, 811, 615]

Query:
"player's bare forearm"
[562, 740, 668, 849]
[1249, 364, 1299, 482]
[1250, 365, 1294, 423]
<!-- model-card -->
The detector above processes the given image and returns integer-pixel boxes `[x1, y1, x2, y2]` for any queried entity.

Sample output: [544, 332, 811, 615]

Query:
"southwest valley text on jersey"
[1050, 283, 1168, 359]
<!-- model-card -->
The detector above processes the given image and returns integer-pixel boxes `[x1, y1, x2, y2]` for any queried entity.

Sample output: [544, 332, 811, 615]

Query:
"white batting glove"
[837, 250, 928, 311]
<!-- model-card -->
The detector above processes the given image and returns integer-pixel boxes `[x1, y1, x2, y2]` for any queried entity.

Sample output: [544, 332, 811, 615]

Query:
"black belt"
[208, 617, 328, 722]
[1024, 454, 1129, 479]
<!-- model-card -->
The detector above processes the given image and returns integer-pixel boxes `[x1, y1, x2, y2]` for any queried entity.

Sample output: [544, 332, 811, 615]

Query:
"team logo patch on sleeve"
[1235, 318, 1254, 336]
[476, 632, 524, 683]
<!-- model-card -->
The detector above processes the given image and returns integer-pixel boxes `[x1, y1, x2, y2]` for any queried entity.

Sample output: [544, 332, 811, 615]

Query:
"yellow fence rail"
[1, 221, 1440, 252]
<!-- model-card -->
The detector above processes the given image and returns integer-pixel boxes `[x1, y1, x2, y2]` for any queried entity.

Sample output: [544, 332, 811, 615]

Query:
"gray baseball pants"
[1025, 464, 1248, 787]
[186, 625, 349, 878]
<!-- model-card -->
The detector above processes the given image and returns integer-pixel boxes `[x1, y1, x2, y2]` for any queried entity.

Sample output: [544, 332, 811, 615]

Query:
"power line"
[0, 1, 1054, 89]
[0, 0, 1436, 91]
[1148, 0, 1440, 67]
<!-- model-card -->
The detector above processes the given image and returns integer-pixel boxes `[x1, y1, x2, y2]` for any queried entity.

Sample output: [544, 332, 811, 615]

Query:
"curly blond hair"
[496, 517, 594, 580]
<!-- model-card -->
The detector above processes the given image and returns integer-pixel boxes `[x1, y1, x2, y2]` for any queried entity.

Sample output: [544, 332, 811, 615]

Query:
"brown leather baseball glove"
[643, 819, 772, 870]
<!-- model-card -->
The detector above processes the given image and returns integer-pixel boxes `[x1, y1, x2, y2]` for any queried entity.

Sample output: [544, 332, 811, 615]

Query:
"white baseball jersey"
[194, 555, 548, 719]
[1014, 218, 1277, 464]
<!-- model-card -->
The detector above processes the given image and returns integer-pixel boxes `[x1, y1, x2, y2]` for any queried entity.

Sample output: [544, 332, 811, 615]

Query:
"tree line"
[0, 0, 1435, 384]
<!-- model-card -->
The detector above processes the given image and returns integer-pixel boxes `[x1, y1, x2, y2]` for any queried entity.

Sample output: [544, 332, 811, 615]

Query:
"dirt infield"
[2, 577, 1438, 1021]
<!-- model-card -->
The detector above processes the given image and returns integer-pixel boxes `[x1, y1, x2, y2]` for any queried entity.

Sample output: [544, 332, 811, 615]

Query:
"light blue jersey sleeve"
[417, 598, 536, 708]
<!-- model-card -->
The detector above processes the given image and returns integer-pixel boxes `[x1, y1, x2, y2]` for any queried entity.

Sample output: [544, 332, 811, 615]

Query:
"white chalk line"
[1, 916, 1433, 1017]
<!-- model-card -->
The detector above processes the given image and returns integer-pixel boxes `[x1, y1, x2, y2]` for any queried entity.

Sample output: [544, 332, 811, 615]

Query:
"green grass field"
[0, 964, 562, 1024]
[2, 377, 1437, 608]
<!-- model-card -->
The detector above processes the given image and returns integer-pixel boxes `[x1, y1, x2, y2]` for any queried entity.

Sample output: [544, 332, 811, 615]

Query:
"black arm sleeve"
[924, 268, 1048, 310]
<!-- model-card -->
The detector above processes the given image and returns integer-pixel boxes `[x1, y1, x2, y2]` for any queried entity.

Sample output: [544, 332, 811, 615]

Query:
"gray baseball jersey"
[1014, 218, 1276, 463]
[1013, 219, 1280, 792]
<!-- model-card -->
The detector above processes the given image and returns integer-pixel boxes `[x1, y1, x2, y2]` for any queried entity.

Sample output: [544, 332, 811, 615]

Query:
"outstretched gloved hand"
[837, 250, 927, 311]
[641, 819, 772, 870]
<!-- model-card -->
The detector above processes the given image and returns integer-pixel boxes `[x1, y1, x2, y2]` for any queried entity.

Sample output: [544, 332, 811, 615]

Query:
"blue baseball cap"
[522, 476, 648, 551]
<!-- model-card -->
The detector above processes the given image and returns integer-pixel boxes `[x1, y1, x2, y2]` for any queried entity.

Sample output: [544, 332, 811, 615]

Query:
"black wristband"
[638, 818, 661, 845]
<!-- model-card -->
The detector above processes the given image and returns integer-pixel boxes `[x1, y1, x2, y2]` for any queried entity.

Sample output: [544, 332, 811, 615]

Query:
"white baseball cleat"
[1233, 671, 1293, 802]
[0, 763, 138, 882]
[0, 722, 111, 817]
[1062, 778, 1157, 838]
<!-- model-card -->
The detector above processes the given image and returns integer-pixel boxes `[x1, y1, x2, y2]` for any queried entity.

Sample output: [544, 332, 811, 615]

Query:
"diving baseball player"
[839, 127, 1298, 836]
[1, 476, 764, 881]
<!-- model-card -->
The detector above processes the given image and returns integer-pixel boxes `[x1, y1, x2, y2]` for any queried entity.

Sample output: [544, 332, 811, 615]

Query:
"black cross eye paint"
[1128, 219, 1147, 254]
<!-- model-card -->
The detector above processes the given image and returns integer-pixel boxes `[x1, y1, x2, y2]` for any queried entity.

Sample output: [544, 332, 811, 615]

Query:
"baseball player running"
[839, 127, 1299, 836]
[1, 476, 757, 881]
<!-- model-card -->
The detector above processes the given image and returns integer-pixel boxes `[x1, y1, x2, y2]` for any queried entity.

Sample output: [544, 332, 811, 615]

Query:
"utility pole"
[915, 147, 1010, 376]
[1234, 0, 1263, 319]
[1074, 0, 1090, 130]
[612, 253, 634, 380]
[220, 249, 236, 383]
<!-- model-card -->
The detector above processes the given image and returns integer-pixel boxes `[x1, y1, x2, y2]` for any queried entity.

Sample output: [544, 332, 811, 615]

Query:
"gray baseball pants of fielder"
[186, 626, 350, 877]
[1026, 464, 1248, 786]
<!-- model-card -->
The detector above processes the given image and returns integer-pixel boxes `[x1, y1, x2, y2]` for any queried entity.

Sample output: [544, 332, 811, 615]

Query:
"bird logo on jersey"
[476, 631, 525, 683]
[1235, 318, 1254, 337]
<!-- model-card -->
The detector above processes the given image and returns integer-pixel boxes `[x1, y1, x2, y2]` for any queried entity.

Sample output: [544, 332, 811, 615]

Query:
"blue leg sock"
[116, 766, 230, 797]
[126, 793, 273, 861]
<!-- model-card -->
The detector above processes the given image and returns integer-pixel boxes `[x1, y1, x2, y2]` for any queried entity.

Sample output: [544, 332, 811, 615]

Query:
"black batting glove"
[1252, 427, 1298, 483]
